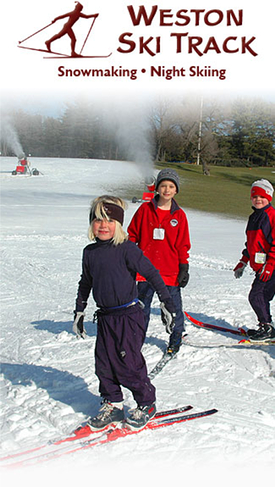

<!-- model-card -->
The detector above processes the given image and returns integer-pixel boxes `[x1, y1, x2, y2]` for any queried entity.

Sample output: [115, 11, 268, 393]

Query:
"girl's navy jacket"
[75, 238, 172, 312]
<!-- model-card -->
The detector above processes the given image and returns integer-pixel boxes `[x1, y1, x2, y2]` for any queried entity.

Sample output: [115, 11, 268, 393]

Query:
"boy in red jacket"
[234, 179, 275, 342]
[128, 168, 191, 354]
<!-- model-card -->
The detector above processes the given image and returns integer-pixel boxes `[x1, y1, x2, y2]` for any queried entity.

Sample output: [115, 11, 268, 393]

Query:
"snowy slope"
[0, 157, 274, 484]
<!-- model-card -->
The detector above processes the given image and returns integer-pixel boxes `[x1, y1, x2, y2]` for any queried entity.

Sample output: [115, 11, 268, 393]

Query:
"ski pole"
[80, 15, 98, 54]
[18, 22, 54, 44]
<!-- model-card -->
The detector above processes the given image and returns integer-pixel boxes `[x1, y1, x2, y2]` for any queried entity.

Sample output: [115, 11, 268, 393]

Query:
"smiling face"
[92, 218, 116, 241]
[251, 194, 269, 209]
[157, 180, 177, 202]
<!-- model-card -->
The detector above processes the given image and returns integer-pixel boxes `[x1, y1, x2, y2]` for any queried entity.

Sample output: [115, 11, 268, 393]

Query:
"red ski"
[185, 311, 246, 336]
[58, 404, 193, 444]
[0, 405, 192, 463]
[5, 408, 218, 467]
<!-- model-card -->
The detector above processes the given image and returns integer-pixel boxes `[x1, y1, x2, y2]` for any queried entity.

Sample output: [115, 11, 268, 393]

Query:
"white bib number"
[153, 228, 165, 240]
[255, 252, 266, 264]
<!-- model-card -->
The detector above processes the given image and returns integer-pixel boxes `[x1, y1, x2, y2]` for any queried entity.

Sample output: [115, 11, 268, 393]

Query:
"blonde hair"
[88, 195, 128, 245]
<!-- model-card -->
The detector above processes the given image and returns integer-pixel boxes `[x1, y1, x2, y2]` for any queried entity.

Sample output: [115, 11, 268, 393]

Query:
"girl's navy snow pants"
[95, 303, 156, 406]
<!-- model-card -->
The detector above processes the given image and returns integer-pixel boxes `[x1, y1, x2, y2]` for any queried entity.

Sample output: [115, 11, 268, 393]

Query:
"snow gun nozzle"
[145, 176, 155, 192]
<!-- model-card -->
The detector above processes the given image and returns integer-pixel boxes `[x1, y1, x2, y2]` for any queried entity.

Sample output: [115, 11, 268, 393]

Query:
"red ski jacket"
[128, 196, 191, 286]
[242, 203, 275, 273]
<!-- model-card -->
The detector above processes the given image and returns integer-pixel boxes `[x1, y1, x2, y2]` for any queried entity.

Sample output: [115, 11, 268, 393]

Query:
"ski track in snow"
[0, 157, 275, 483]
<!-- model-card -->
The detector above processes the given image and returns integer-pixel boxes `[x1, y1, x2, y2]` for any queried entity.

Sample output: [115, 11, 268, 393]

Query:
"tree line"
[1, 96, 275, 170]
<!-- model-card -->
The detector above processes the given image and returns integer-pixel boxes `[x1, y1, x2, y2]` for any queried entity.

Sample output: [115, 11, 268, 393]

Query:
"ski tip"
[238, 327, 247, 336]
[238, 339, 275, 346]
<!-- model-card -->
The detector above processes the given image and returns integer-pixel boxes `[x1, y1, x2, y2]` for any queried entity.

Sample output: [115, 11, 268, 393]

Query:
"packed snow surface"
[0, 157, 274, 485]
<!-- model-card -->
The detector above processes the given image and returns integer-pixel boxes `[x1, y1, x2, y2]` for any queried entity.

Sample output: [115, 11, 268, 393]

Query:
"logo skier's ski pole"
[18, 22, 54, 44]
[80, 15, 98, 55]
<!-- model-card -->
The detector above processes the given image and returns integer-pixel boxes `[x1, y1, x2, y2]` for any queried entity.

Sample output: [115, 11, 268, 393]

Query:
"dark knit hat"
[89, 202, 124, 225]
[156, 168, 180, 192]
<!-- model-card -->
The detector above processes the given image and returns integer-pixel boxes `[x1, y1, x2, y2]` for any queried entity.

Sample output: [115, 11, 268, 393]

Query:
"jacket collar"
[251, 202, 271, 212]
[151, 194, 180, 214]
[95, 237, 113, 245]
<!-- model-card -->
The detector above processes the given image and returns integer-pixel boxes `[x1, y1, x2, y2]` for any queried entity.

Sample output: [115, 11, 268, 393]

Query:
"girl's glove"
[73, 311, 86, 339]
[259, 262, 274, 282]
[233, 260, 247, 278]
[178, 263, 189, 288]
[160, 299, 176, 334]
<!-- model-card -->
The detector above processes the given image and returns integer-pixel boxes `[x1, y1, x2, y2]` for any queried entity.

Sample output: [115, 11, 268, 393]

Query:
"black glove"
[233, 260, 247, 279]
[73, 311, 86, 339]
[178, 263, 189, 288]
[160, 298, 176, 334]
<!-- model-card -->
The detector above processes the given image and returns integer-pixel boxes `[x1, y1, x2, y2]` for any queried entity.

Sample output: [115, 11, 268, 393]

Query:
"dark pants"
[248, 271, 275, 324]
[95, 304, 156, 406]
[137, 281, 185, 339]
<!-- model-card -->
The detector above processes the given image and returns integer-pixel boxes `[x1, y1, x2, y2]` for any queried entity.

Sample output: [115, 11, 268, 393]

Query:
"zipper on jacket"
[258, 241, 265, 252]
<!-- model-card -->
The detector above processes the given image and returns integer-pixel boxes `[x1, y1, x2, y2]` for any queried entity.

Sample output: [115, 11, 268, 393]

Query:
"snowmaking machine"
[132, 176, 156, 203]
[12, 154, 40, 176]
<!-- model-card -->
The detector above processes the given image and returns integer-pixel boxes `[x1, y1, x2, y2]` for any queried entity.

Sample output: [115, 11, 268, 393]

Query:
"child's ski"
[5, 408, 218, 467]
[0, 405, 192, 463]
[238, 338, 275, 346]
[149, 351, 177, 379]
[58, 404, 193, 443]
[184, 311, 247, 336]
[183, 314, 275, 347]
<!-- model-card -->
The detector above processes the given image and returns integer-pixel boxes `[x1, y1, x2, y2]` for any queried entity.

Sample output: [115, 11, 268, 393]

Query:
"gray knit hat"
[156, 168, 180, 193]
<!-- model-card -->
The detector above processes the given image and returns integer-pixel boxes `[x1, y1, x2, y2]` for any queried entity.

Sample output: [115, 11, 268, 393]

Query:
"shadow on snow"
[0, 362, 99, 416]
[31, 319, 97, 337]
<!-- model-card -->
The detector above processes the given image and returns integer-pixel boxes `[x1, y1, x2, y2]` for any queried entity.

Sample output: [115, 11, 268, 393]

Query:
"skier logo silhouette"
[18, 2, 112, 58]
[45, 2, 98, 57]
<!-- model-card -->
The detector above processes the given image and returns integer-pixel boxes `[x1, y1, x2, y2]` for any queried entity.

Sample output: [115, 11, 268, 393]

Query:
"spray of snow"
[116, 104, 154, 180]
[101, 96, 155, 182]
[0, 118, 24, 157]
